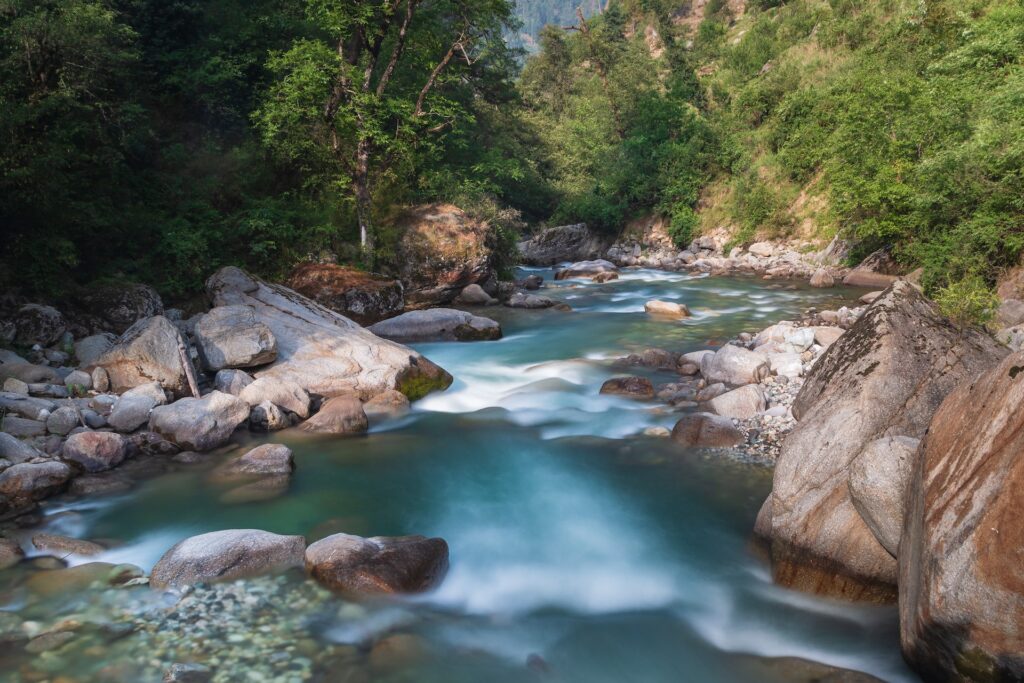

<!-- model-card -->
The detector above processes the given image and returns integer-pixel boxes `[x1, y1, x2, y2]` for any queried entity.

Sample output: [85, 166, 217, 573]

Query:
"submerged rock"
[554, 259, 618, 281]
[299, 396, 368, 435]
[213, 444, 293, 480]
[644, 300, 690, 319]
[207, 267, 452, 401]
[670, 413, 744, 448]
[305, 533, 449, 595]
[368, 309, 501, 343]
[599, 376, 655, 399]
[150, 529, 306, 589]
[760, 281, 1006, 601]
[900, 351, 1024, 681]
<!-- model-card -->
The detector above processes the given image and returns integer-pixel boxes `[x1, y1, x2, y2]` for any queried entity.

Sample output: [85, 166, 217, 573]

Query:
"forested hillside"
[509, 0, 604, 51]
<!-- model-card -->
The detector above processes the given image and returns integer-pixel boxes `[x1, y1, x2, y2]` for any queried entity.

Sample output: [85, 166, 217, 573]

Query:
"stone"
[670, 413, 744, 448]
[760, 281, 1007, 601]
[363, 390, 411, 421]
[163, 663, 213, 683]
[520, 274, 543, 290]
[3, 378, 28, 394]
[784, 327, 816, 351]
[32, 533, 105, 556]
[287, 263, 404, 325]
[214, 444, 293, 480]
[194, 305, 277, 372]
[75, 282, 164, 334]
[63, 369, 92, 392]
[599, 376, 655, 399]
[506, 292, 561, 309]
[812, 327, 844, 348]
[149, 391, 250, 451]
[700, 345, 769, 386]
[455, 284, 497, 306]
[108, 381, 167, 433]
[0, 537, 24, 569]
[592, 271, 619, 283]
[299, 396, 368, 435]
[682, 350, 714, 366]
[858, 291, 884, 305]
[0, 362, 59, 385]
[996, 298, 1024, 328]
[554, 259, 618, 280]
[809, 268, 835, 288]
[518, 223, 607, 265]
[91, 366, 110, 392]
[1, 416, 46, 438]
[0, 432, 41, 464]
[46, 407, 80, 435]
[13, 304, 66, 346]
[899, 351, 1024, 681]
[213, 369, 253, 396]
[768, 353, 803, 378]
[0, 461, 72, 513]
[368, 309, 501, 343]
[305, 533, 449, 595]
[249, 400, 289, 432]
[207, 267, 451, 401]
[74, 333, 116, 366]
[62, 431, 128, 472]
[696, 382, 728, 402]
[94, 316, 196, 398]
[707, 384, 766, 419]
[239, 377, 311, 418]
[748, 242, 775, 258]
[390, 204, 495, 306]
[847, 436, 919, 557]
[644, 300, 690, 319]
[842, 250, 901, 288]
[150, 529, 306, 589]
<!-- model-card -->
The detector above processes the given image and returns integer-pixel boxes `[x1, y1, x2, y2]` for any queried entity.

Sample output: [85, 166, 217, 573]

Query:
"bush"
[667, 205, 700, 248]
[934, 275, 1000, 330]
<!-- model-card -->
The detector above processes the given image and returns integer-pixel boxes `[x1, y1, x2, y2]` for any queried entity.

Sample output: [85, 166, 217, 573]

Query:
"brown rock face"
[305, 533, 449, 595]
[842, 250, 902, 289]
[899, 352, 1024, 682]
[287, 263, 404, 325]
[599, 376, 655, 399]
[150, 529, 306, 589]
[762, 281, 1006, 602]
[671, 413, 744, 448]
[389, 204, 494, 307]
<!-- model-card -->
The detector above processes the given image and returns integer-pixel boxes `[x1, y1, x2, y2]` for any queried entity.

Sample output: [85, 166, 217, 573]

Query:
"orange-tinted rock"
[287, 263, 404, 325]
[305, 533, 448, 595]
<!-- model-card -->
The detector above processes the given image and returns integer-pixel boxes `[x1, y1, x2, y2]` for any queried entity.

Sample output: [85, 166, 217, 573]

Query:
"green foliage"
[667, 205, 700, 248]
[935, 274, 1001, 329]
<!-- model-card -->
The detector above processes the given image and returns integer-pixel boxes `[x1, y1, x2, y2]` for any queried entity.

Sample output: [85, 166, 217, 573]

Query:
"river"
[1, 268, 919, 682]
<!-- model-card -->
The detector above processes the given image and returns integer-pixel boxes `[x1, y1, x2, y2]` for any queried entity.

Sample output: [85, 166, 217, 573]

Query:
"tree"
[256, 0, 516, 265]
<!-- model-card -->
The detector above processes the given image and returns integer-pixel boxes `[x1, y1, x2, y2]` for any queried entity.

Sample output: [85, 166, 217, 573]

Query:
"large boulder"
[214, 444, 293, 480]
[707, 384, 766, 419]
[0, 432, 42, 464]
[368, 309, 501, 343]
[388, 204, 494, 307]
[74, 282, 164, 334]
[238, 377, 311, 418]
[150, 529, 306, 589]
[0, 461, 72, 514]
[670, 413, 744, 448]
[206, 267, 451, 401]
[73, 333, 117, 367]
[62, 431, 129, 472]
[847, 436, 919, 557]
[194, 305, 277, 372]
[287, 263, 404, 325]
[700, 345, 769, 387]
[107, 381, 167, 432]
[899, 352, 1024, 681]
[760, 282, 1007, 601]
[554, 259, 618, 281]
[13, 305, 66, 346]
[148, 391, 250, 451]
[94, 316, 196, 398]
[517, 223, 607, 266]
[842, 250, 901, 289]
[298, 396, 368, 435]
[305, 533, 449, 595]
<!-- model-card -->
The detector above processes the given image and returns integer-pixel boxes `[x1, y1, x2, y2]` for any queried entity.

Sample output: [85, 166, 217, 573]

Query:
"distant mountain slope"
[510, 0, 605, 51]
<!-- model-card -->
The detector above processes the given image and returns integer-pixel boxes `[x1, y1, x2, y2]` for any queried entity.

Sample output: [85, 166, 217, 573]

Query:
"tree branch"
[375, 0, 419, 96]
[414, 28, 466, 117]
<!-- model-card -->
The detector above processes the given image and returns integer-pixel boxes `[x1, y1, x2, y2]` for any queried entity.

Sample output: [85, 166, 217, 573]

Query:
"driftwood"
[177, 339, 201, 398]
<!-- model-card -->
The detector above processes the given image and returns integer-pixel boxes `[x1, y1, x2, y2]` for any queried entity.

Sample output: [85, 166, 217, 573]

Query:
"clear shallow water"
[10, 269, 918, 682]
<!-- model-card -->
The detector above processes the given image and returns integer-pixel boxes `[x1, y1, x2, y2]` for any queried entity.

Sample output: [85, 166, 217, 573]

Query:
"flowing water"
[1, 269, 920, 682]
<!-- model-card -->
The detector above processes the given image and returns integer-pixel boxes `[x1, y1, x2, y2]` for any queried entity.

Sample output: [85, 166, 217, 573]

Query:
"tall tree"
[257, 0, 517, 264]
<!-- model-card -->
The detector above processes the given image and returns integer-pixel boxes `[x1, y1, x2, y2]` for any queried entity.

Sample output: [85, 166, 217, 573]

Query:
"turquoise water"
[10, 269, 918, 682]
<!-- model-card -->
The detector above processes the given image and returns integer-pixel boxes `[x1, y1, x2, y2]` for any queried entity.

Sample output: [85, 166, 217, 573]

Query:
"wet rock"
[701, 345, 769, 386]
[696, 382, 728, 402]
[69, 474, 133, 497]
[150, 529, 306, 589]
[249, 400, 289, 432]
[32, 533, 105, 556]
[75, 282, 164, 334]
[518, 223, 607, 265]
[363, 390, 411, 421]
[519, 274, 544, 290]
[0, 537, 24, 568]
[0, 461, 72, 513]
[506, 292, 562, 309]
[900, 351, 1024, 681]
[847, 436, 919, 557]
[194, 305, 277, 372]
[213, 369, 254, 396]
[707, 384, 766, 419]
[163, 663, 213, 683]
[455, 284, 497, 306]
[94, 316, 196, 398]
[239, 377, 311, 419]
[287, 262, 404, 325]
[299, 396, 368, 435]
[554, 259, 618, 281]
[670, 413, 744, 448]
[644, 300, 690, 319]
[207, 266, 452, 400]
[149, 391, 250, 452]
[62, 431, 129, 472]
[599, 376, 655, 399]
[368, 309, 501, 343]
[108, 381, 168, 432]
[761, 281, 1007, 601]
[13, 304, 66, 346]
[809, 268, 835, 288]
[305, 533, 449, 595]
[0, 432, 40, 464]
[214, 444, 293, 480]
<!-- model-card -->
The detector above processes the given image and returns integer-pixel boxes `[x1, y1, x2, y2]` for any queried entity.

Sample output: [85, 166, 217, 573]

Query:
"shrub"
[934, 275, 1000, 330]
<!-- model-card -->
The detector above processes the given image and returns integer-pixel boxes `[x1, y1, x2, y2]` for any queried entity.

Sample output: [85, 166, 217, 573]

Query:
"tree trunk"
[353, 138, 375, 266]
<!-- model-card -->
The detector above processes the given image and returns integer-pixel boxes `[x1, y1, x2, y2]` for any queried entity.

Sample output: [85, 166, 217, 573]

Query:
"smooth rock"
[842, 250, 901, 288]
[2, 378, 28, 395]
[554, 259, 618, 281]
[299, 396, 368, 435]
[45, 407, 80, 436]
[248, 400, 289, 432]
[108, 382, 167, 433]
[305, 533, 449, 595]
[239, 377, 311, 418]
[94, 316, 195, 398]
[149, 392, 250, 451]
[63, 370, 93, 392]
[150, 529, 306, 589]
[32, 533, 105, 556]
[671, 413, 744, 448]
[847, 436, 919, 557]
[813, 327, 844, 348]
[708, 384, 766, 419]
[455, 284, 497, 306]
[0, 537, 24, 569]
[194, 305, 277, 372]
[91, 366, 110, 392]
[368, 309, 501, 343]
[700, 345, 769, 386]
[214, 444, 293, 479]
[62, 431, 128, 472]
[213, 369, 253, 396]
[0, 362, 59, 385]
[506, 292, 561, 309]
[0, 461, 72, 513]
[1, 416, 46, 438]
[0, 432, 41, 464]
[809, 268, 835, 288]
[599, 376, 655, 399]
[74, 333, 117, 366]
[644, 300, 690, 319]
[363, 390, 411, 421]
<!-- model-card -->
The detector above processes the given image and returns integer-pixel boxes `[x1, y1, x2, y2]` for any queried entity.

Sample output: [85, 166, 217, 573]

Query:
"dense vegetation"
[2, 0, 1023, 314]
